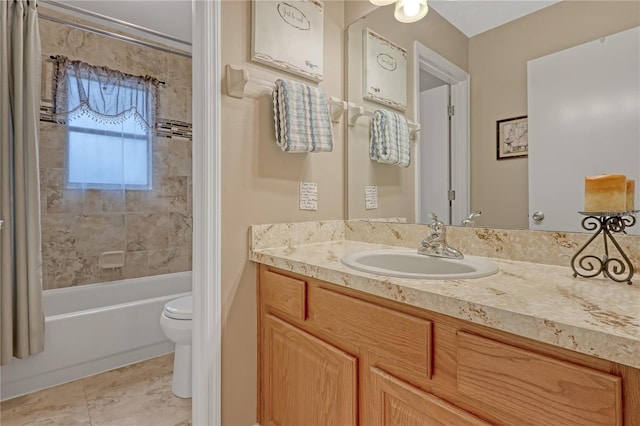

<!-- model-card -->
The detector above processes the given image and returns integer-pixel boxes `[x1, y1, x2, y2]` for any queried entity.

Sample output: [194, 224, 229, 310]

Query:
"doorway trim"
[413, 41, 470, 226]
[192, 1, 221, 425]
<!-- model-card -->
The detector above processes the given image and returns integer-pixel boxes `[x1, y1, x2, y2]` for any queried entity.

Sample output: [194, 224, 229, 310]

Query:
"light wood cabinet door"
[369, 366, 491, 426]
[261, 314, 357, 426]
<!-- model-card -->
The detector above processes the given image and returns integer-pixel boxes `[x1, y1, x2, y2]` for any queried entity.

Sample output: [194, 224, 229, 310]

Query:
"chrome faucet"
[461, 211, 482, 227]
[418, 213, 464, 259]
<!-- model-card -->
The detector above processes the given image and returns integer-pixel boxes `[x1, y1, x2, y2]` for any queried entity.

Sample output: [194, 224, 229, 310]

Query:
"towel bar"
[225, 64, 347, 123]
[347, 103, 421, 140]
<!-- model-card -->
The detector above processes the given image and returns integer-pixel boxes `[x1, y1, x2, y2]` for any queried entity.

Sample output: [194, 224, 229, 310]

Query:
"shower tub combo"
[0, 271, 191, 400]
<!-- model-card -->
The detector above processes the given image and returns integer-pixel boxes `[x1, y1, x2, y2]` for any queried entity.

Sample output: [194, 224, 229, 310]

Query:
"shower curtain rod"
[38, 13, 192, 60]
[38, 0, 191, 48]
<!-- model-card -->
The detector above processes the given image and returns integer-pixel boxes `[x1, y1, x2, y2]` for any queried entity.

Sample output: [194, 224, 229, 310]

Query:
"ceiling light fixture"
[370, 0, 429, 23]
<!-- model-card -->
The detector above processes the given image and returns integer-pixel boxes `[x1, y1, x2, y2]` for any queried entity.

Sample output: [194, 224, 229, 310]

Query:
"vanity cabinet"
[257, 264, 639, 426]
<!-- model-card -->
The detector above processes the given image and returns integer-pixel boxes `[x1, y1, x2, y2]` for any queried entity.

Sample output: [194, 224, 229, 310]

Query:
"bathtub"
[0, 271, 191, 401]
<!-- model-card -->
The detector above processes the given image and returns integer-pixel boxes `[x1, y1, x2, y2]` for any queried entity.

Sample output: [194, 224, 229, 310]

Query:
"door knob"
[532, 211, 545, 222]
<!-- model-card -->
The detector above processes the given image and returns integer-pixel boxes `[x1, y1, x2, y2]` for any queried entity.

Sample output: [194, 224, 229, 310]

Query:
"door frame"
[413, 41, 470, 226]
[192, 1, 221, 424]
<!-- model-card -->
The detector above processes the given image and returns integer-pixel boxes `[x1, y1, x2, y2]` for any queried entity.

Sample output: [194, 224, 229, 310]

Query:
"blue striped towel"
[370, 109, 411, 167]
[272, 79, 333, 152]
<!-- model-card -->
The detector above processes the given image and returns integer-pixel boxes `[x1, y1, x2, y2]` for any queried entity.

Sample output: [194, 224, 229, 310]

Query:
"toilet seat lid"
[164, 295, 192, 320]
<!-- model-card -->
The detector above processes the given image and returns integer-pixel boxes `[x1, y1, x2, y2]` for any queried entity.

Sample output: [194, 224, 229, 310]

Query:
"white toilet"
[160, 295, 192, 398]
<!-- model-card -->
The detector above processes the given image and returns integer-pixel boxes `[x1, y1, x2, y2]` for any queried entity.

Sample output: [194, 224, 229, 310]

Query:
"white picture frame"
[252, 0, 324, 82]
[363, 28, 407, 111]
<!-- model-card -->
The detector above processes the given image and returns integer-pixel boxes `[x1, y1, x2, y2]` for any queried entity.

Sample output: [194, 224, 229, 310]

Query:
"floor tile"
[0, 380, 91, 426]
[84, 355, 191, 426]
[0, 355, 191, 426]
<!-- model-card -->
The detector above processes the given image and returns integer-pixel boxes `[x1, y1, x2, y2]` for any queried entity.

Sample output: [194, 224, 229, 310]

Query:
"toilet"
[160, 295, 192, 398]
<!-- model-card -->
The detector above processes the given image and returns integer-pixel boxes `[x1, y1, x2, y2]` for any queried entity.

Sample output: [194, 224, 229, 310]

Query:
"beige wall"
[346, 5, 468, 220]
[38, 13, 192, 289]
[470, 0, 640, 229]
[220, 1, 345, 423]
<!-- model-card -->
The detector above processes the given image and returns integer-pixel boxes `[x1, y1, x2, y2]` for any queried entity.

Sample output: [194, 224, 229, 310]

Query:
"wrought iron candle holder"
[571, 211, 638, 285]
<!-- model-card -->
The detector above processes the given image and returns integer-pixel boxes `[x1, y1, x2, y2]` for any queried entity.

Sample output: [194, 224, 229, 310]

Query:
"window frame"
[64, 81, 154, 191]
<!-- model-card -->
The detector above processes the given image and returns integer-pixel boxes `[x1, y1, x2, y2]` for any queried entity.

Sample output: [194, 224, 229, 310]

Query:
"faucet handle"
[427, 212, 440, 223]
[468, 211, 482, 219]
[461, 211, 482, 227]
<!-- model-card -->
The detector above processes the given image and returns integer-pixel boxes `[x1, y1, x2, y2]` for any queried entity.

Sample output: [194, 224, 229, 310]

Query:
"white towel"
[369, 109, 411, 167]
[272, 79, 333, 152]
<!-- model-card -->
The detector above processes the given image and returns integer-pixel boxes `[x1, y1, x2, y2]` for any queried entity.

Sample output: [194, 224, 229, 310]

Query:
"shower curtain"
[0, 0, 45, 365]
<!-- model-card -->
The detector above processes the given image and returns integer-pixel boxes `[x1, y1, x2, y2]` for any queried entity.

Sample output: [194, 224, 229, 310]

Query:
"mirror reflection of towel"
[272, 79, 333, 153]
[369, 109, 410, 167]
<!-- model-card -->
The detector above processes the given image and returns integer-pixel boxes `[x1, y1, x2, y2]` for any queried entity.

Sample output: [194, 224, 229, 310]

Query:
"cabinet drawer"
[262, 270, 306, 320]
[310, 286, 432, 380]
[456, 331, 622, 426]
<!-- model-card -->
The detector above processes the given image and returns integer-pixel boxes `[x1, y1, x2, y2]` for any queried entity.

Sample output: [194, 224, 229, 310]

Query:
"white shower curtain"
[0, 0, 45, 365]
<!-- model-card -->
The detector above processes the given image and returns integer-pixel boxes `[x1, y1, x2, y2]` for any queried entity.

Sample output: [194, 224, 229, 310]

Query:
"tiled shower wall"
[38, 12, 192, 289]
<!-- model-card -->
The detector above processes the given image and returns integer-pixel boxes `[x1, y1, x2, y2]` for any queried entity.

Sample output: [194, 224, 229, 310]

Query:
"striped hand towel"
[272, 79, 333, 152]
[369, 109, 411, 167]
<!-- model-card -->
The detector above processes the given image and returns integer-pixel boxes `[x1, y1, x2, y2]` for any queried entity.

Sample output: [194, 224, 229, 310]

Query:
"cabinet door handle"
[0, 219, 4, 231]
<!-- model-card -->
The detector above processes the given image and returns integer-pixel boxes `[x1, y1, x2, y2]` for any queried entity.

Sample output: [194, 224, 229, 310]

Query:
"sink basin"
[341, 249, 498, 279]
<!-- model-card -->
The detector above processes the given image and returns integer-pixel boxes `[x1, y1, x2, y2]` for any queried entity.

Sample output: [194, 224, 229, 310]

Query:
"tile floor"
[0, 354, 191, 426]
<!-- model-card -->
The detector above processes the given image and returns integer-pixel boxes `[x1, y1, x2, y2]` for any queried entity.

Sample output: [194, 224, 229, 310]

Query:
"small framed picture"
[496, 115, 528, 160]
[363, 28, 407, 111]
[251, 0, 324, 82]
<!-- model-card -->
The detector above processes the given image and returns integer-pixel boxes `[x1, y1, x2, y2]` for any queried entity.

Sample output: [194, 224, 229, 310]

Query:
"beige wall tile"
[41, 213, 77, 257]
[99, 265, 124, 282]
[126, 212, 169, 252]
[167, 55, 192, 88]
[125, 188, 167, 213]
[154, 137, 191, 177]
[125, 44, 168, 80]
[74, 31, 128, 71]
[40, 168, 83, 214]
[169, 212, 192, 248]
[102, 190, 125, 212]
[148, 247, 190, 275]
[39, 123, 66, 169]
[73, 214, 126, 257]
[38, 19, 76, 58]
[83, 189, 103, 214]
[71, 255, 103, 286]
[43, 253, 83, 289]
[123, 251, 149, 278]
[158, 84, 189, 122]
[160, 176, 189, 214]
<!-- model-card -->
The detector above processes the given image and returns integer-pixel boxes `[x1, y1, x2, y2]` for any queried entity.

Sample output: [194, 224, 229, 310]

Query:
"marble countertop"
[250, 239, 640, 369]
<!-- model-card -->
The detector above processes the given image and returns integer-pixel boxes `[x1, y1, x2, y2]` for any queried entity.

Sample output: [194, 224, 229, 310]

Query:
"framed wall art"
[363, 28, 407, 111]
[252, 0, 324, 82]
[497, 115, 528, 160]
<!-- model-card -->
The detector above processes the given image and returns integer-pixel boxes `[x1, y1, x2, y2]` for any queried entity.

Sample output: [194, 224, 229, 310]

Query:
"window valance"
[52, 55, 159, 130]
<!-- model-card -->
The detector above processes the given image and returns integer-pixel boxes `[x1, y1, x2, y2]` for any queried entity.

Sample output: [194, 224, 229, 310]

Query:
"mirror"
[346, 1, 640, 232]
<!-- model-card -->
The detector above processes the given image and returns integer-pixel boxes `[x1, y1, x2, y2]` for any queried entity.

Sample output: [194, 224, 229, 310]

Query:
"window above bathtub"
[52, 55, 159, 190]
